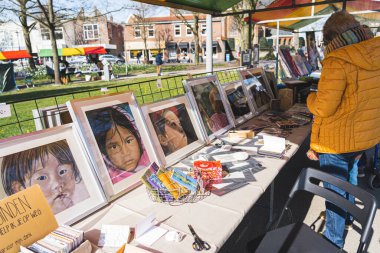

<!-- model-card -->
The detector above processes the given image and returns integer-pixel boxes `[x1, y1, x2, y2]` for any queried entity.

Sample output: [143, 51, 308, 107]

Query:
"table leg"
[269, 181, 274, 224]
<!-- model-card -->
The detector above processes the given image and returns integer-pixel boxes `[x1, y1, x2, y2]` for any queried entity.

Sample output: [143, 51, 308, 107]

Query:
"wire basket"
[146, 178, 211, 205]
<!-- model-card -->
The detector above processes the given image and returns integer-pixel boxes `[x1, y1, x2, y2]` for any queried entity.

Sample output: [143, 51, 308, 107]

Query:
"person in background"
[136, 51, 142, 64]
[307, 11, 380, 249]
[155, 51, 163, 76]
[96, 60, 104, 77]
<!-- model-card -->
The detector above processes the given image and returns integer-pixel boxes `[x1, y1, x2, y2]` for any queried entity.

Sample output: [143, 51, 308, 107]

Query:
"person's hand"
[306, 149, 319, 161]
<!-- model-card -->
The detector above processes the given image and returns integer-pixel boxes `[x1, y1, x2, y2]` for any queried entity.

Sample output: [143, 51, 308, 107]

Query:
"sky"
[87, 0, 169, 23]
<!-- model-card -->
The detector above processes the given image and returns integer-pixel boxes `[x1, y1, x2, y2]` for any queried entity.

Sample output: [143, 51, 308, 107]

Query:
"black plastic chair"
[247, 167, 377, 253]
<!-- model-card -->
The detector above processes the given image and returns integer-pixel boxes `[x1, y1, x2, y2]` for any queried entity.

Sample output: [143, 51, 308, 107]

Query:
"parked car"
[99, 54, 125, 65]
[69, 56, 88, 65]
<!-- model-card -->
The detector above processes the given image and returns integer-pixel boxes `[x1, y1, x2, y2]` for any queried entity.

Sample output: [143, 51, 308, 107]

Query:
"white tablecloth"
[74, 105, 311, 253]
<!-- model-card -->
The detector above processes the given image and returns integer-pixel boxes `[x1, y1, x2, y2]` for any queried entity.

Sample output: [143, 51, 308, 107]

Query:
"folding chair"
[246, 167, 377, 253]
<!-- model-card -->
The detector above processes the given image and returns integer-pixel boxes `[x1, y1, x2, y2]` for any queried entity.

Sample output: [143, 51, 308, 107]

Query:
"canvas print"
[0, 125, 106, 225]
[191, 81, 229, 135]
[222, 81, 254, 125]
[149, 104, 197, 156]
[67, 92, 159, 199]
[240, 69, 273, 112]
[86, 103, 150, 184]
[142, 96, 207, 166]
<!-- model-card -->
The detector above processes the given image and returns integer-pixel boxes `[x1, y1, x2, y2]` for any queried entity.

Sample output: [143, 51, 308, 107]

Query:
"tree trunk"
[47, 0, 60, 84]
[194, 15, 199, 65]
[20, 1, 36, 69]
[49, 27, 61, 84]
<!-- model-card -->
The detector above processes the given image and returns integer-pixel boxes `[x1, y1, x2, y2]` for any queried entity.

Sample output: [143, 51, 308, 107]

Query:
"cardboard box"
[278, 88, 294, 111]
[228, 130, 255, 139]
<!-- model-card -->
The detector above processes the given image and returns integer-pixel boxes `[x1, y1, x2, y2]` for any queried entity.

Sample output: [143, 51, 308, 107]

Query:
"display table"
[73, 105, 312, 253]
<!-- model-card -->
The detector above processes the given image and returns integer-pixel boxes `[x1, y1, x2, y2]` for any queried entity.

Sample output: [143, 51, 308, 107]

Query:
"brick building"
[124, 10, 236, 63]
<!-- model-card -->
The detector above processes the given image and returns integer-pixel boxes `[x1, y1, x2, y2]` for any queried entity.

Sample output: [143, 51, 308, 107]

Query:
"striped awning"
[38, 47, 107, 57]
[0, 50, 32, 60]
[245, 0, 380, 30]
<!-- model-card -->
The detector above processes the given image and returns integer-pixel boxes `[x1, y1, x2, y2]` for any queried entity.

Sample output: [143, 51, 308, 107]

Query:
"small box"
[278, 88, 294, 111]
[228, 130, 255, 139]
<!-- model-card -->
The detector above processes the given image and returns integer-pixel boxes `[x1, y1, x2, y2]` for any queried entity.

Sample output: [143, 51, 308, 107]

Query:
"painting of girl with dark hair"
[86, 103, 150, 184]
[149, 104, 197, 156]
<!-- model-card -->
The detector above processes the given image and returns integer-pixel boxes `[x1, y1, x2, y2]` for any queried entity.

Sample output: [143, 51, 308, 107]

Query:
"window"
[148, 25, 154, 37]
[186, 25, 192, 36]
[134, 26, 141, 38]
[83, 24, 99, 40]
[41, 27, 64, 40]
[201, 24, 207, 36]
[174, 24, 181, 36]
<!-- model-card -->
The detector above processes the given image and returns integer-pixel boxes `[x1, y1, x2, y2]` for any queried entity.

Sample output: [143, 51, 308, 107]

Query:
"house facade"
[124, 10, 236, 63]
[0, 8, 124, 58]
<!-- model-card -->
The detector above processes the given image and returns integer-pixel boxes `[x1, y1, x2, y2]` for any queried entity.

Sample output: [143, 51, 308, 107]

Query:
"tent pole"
[206, 14, 213, 74]
[248, 11, 253, 51]
[276, 21, 280, 81]
[343, 0, 347, 10]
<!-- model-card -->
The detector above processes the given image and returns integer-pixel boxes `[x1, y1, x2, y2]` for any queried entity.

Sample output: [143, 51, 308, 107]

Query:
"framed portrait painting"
[239, 68, 274, 113]
[183, 75, 234, 141]
[220, 80, 255, 126]
[142, 96, 207, 166]
[0, 124, 106, 225]
[67, 92, 160, 200]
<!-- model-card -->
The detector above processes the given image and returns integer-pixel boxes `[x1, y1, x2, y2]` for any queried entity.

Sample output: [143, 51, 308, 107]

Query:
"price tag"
[0, 104, 11, 118]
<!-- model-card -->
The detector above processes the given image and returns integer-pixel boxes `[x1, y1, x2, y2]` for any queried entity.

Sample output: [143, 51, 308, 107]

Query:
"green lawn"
[0, 66, 241, 139]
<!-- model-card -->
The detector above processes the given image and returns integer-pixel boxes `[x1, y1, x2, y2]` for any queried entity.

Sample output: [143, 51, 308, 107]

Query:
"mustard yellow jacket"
[307, 37, 380, 154]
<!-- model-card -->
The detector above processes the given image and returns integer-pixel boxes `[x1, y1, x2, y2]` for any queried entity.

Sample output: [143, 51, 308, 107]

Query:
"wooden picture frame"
[142, 96, 207, 167]
[67, 92, 160, 200]
[183, 75, 234, 142]
[0, 124, 106, 225]
[220, 80, 255, 126]
[239, 68, 274, 113]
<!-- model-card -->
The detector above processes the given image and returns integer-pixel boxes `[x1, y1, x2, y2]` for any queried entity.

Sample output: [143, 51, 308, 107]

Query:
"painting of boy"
[0, 140, 90, 214]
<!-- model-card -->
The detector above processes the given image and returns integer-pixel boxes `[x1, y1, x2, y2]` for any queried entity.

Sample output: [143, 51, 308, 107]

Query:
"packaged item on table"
[148, 174, 174, 201]
[171, 168, 198, 193]
[164, 170, 190, 196]
[157, 171, 181, 199]
[193, 161, 223, 186]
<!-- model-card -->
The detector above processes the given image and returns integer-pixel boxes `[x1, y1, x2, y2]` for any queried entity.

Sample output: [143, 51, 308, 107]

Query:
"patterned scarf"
[324, 25, 374, 56]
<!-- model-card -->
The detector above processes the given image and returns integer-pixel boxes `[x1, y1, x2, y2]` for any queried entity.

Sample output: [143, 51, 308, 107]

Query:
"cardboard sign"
[0, 185, 58, 253]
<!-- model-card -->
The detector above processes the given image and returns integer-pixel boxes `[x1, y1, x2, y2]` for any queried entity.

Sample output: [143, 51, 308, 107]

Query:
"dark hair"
[323, 11, 360, 45]
[150, 105, 197, 155]
[86, 106, 143, 161]
[1, 140, 80, 195]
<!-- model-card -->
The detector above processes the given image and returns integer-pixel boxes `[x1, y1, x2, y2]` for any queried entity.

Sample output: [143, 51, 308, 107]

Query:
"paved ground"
[219, 137, 380, 253]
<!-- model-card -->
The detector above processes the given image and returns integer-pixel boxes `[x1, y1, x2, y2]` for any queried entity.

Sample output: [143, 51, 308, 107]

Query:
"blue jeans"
[319, 152, 362, 248]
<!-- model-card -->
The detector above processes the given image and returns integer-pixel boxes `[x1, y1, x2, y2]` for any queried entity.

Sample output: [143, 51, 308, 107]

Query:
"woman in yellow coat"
[307, 11, 380, 249]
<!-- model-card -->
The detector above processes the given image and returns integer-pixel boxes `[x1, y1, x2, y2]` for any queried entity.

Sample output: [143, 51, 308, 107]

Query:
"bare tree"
[131, 3, 154, 64]
[3, 0, 128, 84]
[231, 0, 258, 51]
[174, 10, 200, 65]
[4, 0, 37, 69]
[155, 26, 172, 51]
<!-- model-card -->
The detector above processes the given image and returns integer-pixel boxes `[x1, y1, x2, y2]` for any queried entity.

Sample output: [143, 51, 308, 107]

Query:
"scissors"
[188, 225, 211, 251]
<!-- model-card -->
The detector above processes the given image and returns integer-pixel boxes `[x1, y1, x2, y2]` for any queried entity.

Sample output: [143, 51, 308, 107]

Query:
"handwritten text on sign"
[0, 185, 58, 253]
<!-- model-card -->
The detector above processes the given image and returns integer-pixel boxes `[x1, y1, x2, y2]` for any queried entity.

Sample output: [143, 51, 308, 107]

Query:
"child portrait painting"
[86, 103, 150, 184]
[0, 140, 89, 215]
[0, 125, 107, 225]
[149, 104, 197, 156]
